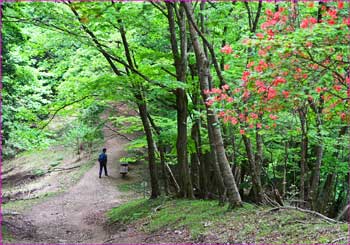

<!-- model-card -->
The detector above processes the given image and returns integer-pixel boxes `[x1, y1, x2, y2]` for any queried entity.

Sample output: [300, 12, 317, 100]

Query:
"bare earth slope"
[21, 127, 130, 243]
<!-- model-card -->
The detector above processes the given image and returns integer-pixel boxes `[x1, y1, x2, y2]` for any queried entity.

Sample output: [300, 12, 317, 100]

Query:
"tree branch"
[184, 3, 227, 86]
[252, 0, 263, 33]
[161, 67, 177, 78]
[267, 206, 342, 224]
[149, 1, 168, 18]
[103, 124, 133, 141]
[40, 94, 97, 130]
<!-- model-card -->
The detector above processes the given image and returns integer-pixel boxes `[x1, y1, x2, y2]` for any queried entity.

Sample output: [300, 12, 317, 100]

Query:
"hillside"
[105, 198, 348, 244]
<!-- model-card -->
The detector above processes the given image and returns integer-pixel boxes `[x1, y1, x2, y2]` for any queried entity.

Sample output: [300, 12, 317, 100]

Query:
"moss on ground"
[107, 198, 349, 244]
[2, 225, 13, 244]
[9, 148, 68, 172]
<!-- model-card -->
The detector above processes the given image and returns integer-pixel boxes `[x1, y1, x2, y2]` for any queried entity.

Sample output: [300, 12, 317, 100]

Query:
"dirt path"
[21, 127, 131, 244]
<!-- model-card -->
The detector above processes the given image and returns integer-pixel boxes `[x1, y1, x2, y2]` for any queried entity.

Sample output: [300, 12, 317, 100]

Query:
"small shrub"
[32, 169, 46, 176]
[49, 161, 61, 167]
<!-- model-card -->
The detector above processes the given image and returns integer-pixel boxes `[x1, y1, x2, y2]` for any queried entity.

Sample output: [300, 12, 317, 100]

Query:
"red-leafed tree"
[206, 1, 349, 210]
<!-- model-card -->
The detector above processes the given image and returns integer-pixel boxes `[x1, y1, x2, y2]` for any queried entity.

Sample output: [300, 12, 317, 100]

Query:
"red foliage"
[242, 71, 250, 81]
[220, 45, 233, 54]
[282, 90, 290, 98]
[256, 33, 264, 39]
[267, 87, 277, 100]
[272, 77, 286, 86]
[333, 85, 342, 91]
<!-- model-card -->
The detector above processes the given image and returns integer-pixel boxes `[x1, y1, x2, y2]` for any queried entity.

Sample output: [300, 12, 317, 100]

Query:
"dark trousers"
[99, 162, 108, 177]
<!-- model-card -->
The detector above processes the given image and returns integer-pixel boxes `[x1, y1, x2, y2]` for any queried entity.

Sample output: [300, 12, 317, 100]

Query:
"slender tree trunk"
[318, 126, 349, 213]
[242, 134, 263, 203]
[239, 163, 247, 198]
[190, 152, 200, 194]
[68, 3, 161, 199]
[137, 99, 160, 198]
[202, 152, 213, 199]
[282, 141, 289, 197]
[231, 132, 241, 186]
[230, 129, 236, 171]
[190, 122, 201, 195]
[207, 122, 226, 203]
[159, 145, 169, 195]
[298, 107, 308, 207]
[183, 1, 242, 208]
[117, 12, 162, 199]
[191, 76, 208, 198]
[309, 132, 323, 209]
[192, 115, 209, 199]
[318, 173, 336, 214]
[166, 2, 193, 198]
[308, 97, 324, 209]
[176, 89, 193, 198]
[199, 153, 209, 199]
[255, 130, 264, 195]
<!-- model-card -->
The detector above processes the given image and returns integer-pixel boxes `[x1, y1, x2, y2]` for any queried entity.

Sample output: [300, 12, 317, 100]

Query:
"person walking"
[98, 148, 108, 178]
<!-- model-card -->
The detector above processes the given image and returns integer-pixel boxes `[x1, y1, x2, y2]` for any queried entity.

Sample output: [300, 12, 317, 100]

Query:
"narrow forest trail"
[21, 120, 134, 244]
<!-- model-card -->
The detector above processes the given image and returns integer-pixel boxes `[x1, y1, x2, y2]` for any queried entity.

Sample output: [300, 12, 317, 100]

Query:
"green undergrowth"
[116, 160, 149, 195]
[2, 225, 13, 243]
[118, 182, 142, 192]
[107, 198, 349, 244]
[5, 147, 68, 174]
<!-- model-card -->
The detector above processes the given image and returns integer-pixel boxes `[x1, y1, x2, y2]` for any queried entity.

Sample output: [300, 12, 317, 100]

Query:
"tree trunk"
[183, 1, 242, 208]
[159, 145, 170, 195]
[166, 2, 193, 198]
[308, 97, 324, 210]
[242, 134, 264, 203]
[207, 122, 226, 203]
[255, 130, 264, 197]
[318, 126, 348, 214]
[137, 100, 160, 199]
[190, 122, 201, 195]
[176, 89, 193, 198]
[282, 141, 289, 197]
[69, 2, 161, 199]
[192, 117, 209, 199]
[298, 107, 308, 207]
[318, 173, 336, 214]
[190, 152, 200, 195]
[191, 76, 208, 198]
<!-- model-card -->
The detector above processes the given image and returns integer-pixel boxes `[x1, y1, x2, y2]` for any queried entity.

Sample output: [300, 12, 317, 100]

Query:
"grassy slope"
[107, 198, 349, 244]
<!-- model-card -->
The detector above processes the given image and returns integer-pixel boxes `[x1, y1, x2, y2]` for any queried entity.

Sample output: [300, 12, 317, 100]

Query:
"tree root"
[266, 206, 341, 224]
[2, 211, 20, 216]
[263, 193, 281, 207]
[330, 236, 349, 244]
[49, 165, 82, 172]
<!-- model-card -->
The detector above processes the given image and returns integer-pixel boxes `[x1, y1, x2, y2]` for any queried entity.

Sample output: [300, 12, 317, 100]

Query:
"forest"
[1, 0, 350, 244]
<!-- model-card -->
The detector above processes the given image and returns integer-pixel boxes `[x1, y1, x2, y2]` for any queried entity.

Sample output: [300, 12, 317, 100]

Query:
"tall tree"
[183, 1, 242, 208]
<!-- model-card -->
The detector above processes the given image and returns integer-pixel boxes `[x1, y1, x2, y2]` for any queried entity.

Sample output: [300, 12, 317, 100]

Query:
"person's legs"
[99, 162, 103, 178]
[104, 162, 108, 176]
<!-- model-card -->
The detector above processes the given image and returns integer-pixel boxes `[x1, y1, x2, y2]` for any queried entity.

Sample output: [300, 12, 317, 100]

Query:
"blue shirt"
[98, 153, 107, 163]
